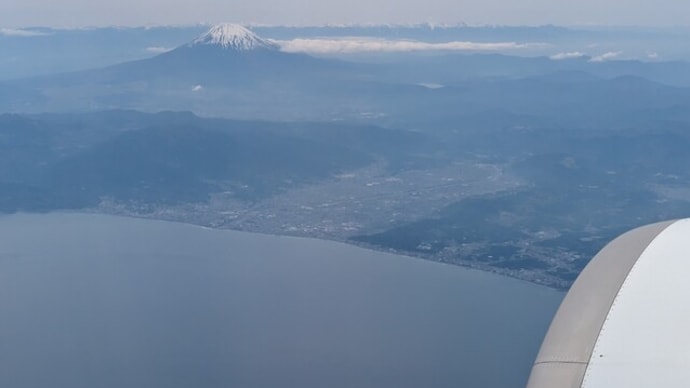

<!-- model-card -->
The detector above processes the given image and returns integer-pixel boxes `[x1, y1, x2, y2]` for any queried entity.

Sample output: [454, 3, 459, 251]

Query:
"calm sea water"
[0, 213, 563, 388]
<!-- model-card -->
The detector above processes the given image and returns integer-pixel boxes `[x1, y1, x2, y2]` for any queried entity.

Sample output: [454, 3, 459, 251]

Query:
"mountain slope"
[0, 24, 368, 117]
[18, 24, 350, 87]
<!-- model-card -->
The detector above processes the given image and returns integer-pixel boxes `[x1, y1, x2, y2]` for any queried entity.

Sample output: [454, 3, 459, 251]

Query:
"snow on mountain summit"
[190, 24, 278, 51]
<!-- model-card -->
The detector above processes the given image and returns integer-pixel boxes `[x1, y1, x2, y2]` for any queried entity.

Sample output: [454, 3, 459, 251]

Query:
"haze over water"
[0, 213, 562, 388]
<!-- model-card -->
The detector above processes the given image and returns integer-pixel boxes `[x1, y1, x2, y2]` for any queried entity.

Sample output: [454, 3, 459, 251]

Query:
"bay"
[0, 213, 562, 388]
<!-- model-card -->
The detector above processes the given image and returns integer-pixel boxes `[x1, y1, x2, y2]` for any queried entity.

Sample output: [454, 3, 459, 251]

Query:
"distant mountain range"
[3, 24, 690, 80]
[0, 110, 434, 209]
[3, 23, 690, 125]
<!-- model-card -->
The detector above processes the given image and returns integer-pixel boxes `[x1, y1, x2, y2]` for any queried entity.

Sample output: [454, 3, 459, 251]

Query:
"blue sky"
[2, 0, 689, 28]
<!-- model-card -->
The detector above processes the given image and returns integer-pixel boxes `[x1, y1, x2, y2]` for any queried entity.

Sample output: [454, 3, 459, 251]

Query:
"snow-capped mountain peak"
[190, 24, 278, 51]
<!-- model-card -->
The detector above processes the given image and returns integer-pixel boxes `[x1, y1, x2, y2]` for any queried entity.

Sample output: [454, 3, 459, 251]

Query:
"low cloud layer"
[549, 51, 585, 60]
[145, 46, 173, 54]
[0, 28, 51, 37]
[590, 51, 622, 62]
[274, 37, 546, 54]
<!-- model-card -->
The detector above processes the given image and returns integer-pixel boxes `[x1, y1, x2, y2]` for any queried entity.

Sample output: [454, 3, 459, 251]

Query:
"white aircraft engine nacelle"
[527, 219, 690, 388]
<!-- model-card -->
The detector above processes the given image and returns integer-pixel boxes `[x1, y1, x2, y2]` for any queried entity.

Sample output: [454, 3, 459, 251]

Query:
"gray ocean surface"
[0, 213, 563, 388]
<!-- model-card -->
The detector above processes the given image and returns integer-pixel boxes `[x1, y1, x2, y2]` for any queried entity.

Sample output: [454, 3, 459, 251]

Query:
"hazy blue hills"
[48, 124, 375, 203]
[386, 54, 690, 86]
[3, 24, 690, 123]
[0, 110, 433, 210]
[5, 55, 690, 126]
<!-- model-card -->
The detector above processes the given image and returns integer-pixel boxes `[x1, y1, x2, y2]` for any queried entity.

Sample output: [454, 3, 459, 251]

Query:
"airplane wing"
[527, 219, 690, 387]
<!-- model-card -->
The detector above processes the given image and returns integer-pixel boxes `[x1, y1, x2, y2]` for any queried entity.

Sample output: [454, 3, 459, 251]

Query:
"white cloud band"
[0, 28, 51, 37]
[549, 51, 585, 60]
[589, 51, 622, 62]
[273, 37, 547, 54]
[145, 46, 173, 54]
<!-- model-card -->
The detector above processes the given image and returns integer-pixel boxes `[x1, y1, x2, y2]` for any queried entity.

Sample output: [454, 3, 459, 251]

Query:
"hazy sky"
[2, 0, 690, 28]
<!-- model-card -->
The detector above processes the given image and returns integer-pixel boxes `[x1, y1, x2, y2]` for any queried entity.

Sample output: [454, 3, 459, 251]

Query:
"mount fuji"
[1, 24, 367, 117]
[17, 24, 357, 87]
[188, 24, 279, 51]
[128, 23, 365, 85]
